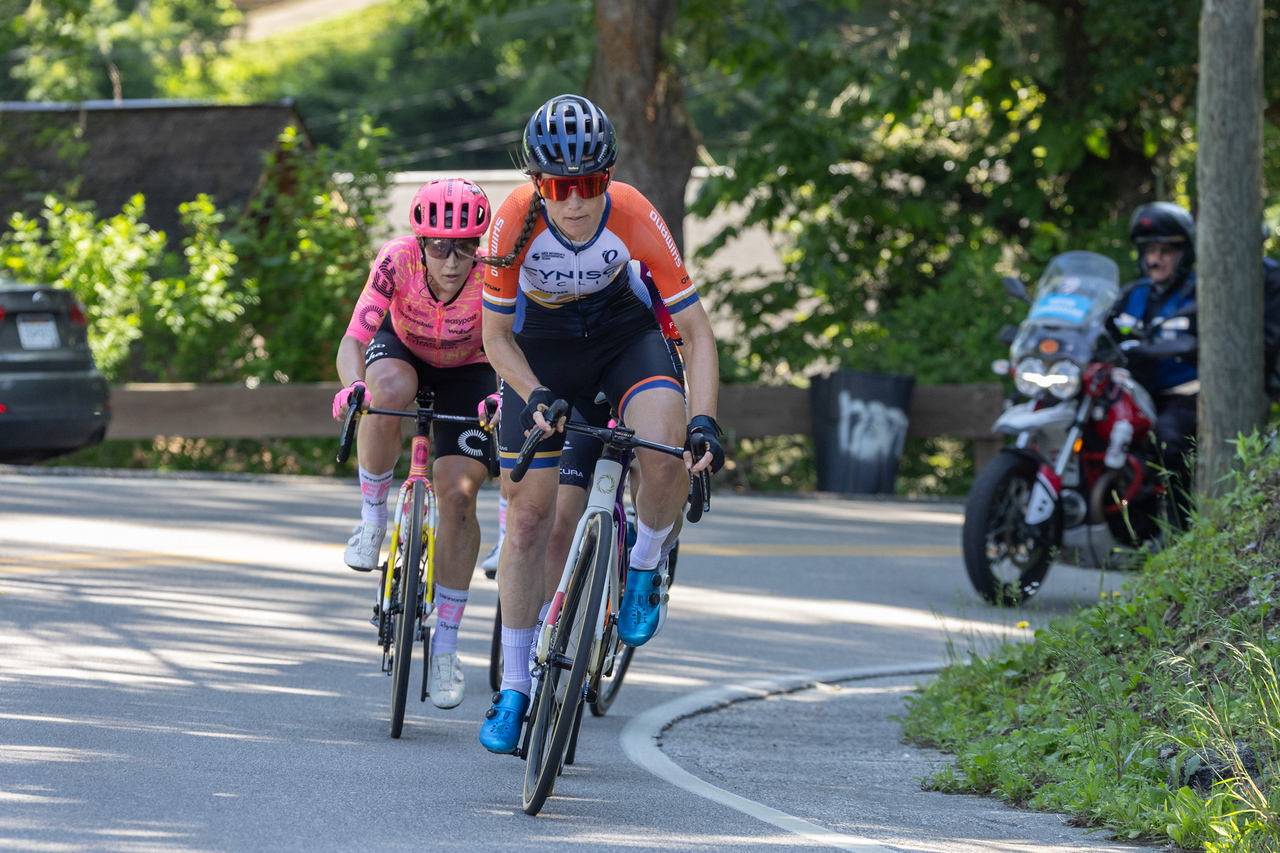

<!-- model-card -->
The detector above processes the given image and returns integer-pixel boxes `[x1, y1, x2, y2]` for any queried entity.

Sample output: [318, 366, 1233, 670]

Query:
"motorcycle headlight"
[1046, 361, 1081, 400]
[1014, 357, 1046, 396]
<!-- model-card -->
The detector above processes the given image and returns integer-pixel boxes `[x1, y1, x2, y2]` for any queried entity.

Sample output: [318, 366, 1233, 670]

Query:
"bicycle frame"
[534, 452, 629, 676]
[382, 429, 438, 641]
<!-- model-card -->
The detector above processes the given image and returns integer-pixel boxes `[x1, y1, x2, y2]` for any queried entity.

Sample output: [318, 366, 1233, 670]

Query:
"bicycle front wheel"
[390, 480, 426, 739]
[522, 510, 611, 816]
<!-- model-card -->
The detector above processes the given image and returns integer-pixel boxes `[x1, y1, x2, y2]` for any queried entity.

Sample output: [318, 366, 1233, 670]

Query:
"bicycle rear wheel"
[589, 540, 677, 716]
[522, 510, 611, 816]
[390, 481, 426, 739]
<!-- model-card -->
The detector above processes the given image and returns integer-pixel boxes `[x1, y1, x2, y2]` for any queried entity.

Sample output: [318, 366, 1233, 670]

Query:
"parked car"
[0, 278, 110, 463]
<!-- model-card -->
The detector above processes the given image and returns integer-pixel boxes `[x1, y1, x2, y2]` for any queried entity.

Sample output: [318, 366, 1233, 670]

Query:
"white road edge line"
[620, 662, 943, 852]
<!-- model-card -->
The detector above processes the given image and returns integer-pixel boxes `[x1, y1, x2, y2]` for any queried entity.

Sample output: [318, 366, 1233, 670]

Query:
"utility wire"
[307, 57, 580, 127]
[378, 129, 522, 167]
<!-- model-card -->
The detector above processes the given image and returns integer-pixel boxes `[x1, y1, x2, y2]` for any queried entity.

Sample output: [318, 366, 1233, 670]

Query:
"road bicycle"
[336, 384, 485, 739]
[486, 454, 683, 721]
[506, 399, 711, 815]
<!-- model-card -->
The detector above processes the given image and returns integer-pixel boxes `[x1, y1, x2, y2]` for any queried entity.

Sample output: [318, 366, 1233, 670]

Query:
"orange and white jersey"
[482, 181, 698, 338]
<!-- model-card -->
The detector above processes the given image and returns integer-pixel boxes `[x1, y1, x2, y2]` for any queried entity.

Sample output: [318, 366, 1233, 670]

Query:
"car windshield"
[1024, 251, 1121, 330]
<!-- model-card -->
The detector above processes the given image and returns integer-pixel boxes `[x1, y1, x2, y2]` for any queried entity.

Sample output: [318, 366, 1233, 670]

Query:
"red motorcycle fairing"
[1025, 464, 1062, 525]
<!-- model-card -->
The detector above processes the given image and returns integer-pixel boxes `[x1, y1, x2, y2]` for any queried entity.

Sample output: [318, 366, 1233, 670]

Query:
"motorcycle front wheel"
[962, 452, 1059, 606]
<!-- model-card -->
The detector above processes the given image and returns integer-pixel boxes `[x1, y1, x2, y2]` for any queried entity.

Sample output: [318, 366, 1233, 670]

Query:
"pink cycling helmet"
[410, 178, 491, 238]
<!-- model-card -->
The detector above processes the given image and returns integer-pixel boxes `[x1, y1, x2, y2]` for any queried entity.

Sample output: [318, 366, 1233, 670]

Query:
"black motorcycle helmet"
[1128, 202, 1195, 281]
[523, 94, 618, 176]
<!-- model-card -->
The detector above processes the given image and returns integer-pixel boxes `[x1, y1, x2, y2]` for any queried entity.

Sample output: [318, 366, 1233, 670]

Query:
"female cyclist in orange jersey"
[476, 94, 723, 753]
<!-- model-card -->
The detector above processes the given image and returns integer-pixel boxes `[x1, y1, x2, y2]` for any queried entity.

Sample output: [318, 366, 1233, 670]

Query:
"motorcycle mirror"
[997, 324, 1018, 345]
[991, 358, 1011, 376]
[1002, 276, 1031, 303]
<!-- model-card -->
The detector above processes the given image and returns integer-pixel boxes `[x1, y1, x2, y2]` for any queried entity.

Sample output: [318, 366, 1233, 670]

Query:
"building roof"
[0, 99, 311, 242]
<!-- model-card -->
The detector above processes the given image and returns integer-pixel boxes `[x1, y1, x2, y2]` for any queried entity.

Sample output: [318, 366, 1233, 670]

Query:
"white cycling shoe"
[428, 652, 465, 709]
[344, 522, 385, 572]
[480, 539, 502, 579]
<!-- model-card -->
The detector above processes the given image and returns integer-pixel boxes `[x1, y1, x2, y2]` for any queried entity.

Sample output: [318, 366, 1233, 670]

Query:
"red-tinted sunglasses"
[535, 170, 612, 202]
[421, 237, 481, 260]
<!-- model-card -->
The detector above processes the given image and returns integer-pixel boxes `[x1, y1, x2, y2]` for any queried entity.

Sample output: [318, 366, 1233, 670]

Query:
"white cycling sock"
[630, 520, 674, 572]
[359, 467, 394, 529]
[431, 585, 468, 656]
[497, 496, 508, 545]
[500, 625, 538, 696]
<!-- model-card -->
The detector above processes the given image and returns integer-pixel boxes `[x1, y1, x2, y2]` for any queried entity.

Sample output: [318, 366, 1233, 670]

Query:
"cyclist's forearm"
[672, 306, 719, 420]
[336, 335, 368, 388]
[482, 309, 543, 401]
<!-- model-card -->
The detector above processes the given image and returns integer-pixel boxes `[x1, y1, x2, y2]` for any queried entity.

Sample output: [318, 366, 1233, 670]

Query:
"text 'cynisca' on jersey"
[345, 236, 488, 369]
[482, 182, 699, 338]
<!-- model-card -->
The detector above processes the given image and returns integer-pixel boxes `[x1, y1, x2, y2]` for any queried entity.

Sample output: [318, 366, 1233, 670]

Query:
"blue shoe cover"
[479, 689, 529, 754]
[618, 568, 663, 647]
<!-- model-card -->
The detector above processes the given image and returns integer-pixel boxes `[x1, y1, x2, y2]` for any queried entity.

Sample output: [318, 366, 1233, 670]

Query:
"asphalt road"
[0, 474, 1136, 851]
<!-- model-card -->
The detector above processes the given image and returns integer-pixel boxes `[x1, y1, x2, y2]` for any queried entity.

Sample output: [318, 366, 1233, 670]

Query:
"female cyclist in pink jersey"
[332, 177, 495, 710]
[476, 94, 723, 753]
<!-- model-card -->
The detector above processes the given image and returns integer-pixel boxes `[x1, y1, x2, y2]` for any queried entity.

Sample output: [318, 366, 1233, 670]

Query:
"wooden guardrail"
[107, 381, 1005, 470]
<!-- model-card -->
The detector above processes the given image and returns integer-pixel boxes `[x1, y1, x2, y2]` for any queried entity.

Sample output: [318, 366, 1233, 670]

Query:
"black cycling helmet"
[1128, 201, 1195, 280]
[523, 94, 618, 176]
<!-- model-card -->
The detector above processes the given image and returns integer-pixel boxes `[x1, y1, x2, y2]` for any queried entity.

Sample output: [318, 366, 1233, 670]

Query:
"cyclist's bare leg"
[356, 358, 417, 473]
[497, 466, 560, 630]
[432, 455, 488, 591]
[620, 387, 688, 532]
[628, 455, 682, 548]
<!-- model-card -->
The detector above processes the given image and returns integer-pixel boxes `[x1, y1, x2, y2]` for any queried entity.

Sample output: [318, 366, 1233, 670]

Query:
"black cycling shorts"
[498, 324, 683, 474]
[366, 317, 497, 463]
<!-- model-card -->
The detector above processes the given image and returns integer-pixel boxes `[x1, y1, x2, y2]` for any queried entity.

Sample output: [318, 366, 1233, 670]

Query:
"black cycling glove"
[685, 414, 725, 473]
[520, 386, 557, 433]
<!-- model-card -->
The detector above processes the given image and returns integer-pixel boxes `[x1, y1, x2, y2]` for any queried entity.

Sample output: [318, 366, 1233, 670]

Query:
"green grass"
[898, 431, 1280, 851]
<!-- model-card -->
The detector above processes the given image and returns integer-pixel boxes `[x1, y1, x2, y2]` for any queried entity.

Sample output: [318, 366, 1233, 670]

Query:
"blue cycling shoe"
[618, 566, 667, 647]
[480, 689, 529, 754]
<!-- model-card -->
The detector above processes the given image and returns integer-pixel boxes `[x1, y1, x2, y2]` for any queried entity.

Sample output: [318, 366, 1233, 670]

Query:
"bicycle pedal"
[585, 688, 598, 704]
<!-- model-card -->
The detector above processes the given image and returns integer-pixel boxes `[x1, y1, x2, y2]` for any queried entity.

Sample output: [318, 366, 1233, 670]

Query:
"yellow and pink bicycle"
[337, 384, 492, 738]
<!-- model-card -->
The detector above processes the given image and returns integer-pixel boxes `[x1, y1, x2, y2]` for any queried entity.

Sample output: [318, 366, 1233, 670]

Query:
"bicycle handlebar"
[509, 398, 712, 522]
[335, 385, 488, 465]
[510, 399, 570, 483]
[336, 384, 365, 464]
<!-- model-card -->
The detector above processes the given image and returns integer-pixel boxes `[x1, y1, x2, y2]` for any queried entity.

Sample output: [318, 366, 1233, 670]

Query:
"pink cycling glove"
[333, 380, 368, 420]
[478, 393, 501, 428]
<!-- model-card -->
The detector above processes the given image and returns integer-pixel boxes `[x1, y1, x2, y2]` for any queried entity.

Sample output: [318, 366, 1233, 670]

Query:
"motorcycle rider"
[1108, 202, 1198, 511]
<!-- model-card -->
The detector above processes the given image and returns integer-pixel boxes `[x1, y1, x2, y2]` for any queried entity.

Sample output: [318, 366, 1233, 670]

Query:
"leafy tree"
[692, 0, 1280, 385]
[0, 193, 250, 379]
[225, 118, 391, 384]
[0, 118, 390, 385]
[2, 0, 242, 102]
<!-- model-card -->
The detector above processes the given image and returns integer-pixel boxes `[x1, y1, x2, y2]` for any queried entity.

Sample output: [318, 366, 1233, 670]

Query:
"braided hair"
[475, 184, 544, 269]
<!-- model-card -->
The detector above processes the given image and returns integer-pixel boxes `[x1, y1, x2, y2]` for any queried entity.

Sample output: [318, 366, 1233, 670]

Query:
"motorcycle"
[963, 250, 1176, 606]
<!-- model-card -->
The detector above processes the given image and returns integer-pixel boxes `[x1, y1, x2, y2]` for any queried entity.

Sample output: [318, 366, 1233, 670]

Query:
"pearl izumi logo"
[458, 429, 487, 458]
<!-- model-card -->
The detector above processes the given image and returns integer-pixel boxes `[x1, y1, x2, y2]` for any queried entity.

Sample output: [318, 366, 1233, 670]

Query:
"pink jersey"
[344, 236, 487, 369]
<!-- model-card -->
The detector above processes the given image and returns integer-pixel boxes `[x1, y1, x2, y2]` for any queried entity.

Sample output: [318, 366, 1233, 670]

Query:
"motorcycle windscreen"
[1025, 251, 1121, 330]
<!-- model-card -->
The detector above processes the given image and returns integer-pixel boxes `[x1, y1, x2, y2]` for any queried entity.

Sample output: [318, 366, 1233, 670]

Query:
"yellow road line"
[678, 544, 960, 557]
[0, 543, 960, 575]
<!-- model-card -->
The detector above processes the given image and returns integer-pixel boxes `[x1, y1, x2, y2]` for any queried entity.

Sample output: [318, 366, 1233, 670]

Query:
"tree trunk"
[1195, 0, 1265, 498]
[586, 0, 698, 255]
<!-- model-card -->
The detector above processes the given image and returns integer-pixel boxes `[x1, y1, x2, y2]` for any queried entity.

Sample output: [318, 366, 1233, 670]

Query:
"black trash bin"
[809, 370, 915, 494]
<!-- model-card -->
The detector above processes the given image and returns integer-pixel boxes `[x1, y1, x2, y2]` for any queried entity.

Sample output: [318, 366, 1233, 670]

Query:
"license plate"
[17, 314, 60, 350]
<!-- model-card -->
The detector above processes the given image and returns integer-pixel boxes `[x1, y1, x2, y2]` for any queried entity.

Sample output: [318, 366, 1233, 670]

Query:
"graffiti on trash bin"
[837, 391, 909, 462]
